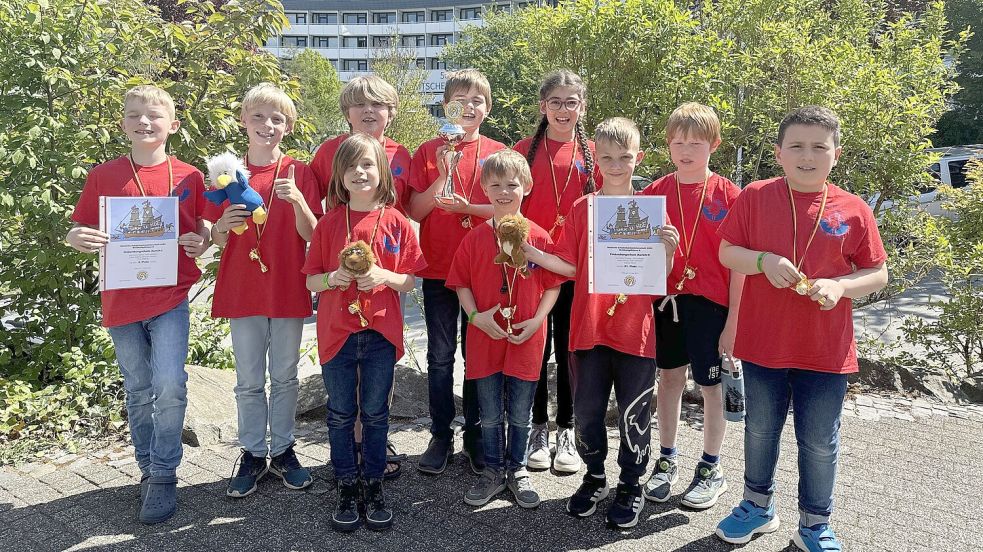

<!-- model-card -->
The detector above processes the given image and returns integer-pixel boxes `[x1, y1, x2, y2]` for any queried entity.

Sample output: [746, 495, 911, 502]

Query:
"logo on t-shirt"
[820, 211, 850, 237]
[702, 198, 728, 222]
[391, 164, 404, 176]
[384, 227, 400, 254]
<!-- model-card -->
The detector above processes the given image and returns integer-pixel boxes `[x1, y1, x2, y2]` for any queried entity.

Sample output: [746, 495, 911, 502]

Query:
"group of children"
[66, 66, 888, 552]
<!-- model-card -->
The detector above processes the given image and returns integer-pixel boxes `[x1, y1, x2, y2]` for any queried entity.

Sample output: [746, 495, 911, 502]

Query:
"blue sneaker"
[793, 524, 842, 551]
[715, 499, 780, 544]
[270, 445, 313, 490]
[227, 450, 268, 498]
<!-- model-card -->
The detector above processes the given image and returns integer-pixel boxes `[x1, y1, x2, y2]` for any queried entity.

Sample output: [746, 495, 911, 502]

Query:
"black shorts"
[653, 294, 727, 386]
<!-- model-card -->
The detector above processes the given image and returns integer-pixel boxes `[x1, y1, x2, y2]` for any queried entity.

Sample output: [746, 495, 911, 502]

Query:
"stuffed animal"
[205, 152, 267, 235]
[339, 240, 375, 277]
[494, 214, 531, 277]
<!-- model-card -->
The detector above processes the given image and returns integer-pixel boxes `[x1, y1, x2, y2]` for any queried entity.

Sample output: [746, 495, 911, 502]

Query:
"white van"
[874, 144, 982, 216]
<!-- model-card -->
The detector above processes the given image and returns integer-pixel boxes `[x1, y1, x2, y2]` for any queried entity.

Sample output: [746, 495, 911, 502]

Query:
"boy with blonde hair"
[67, 84, 210, 523]
[205, 83, 322, 497]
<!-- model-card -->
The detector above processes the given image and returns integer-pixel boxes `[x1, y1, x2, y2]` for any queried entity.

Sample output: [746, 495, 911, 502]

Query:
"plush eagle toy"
[494, 214, 531, 277]
[205, 152, 268, 235]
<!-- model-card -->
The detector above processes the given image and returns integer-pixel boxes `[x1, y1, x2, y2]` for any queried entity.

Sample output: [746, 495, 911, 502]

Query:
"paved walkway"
[2, 394, 980, 551]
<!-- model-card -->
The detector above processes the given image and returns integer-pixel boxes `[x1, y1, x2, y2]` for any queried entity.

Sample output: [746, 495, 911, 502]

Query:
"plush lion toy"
[339, 240, 375, 277]
[494, 214, 531, 277]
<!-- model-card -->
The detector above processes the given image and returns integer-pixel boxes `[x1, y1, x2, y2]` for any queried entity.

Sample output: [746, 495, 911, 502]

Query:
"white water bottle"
[720, 353, 746, 422]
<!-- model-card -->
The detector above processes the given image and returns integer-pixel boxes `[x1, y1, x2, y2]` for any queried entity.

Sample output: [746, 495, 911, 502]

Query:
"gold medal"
[499, 306, 514, 335]
[675, 265, 697, 291]
[348, 299, 369, 327]
[555, 214, 566, 228]
[248, 247, 269, 273]
[461, 215, 472, 228]
[606, 294, 628, 317]
[785, 178, 829, 298]
[794, 273, 810, 295]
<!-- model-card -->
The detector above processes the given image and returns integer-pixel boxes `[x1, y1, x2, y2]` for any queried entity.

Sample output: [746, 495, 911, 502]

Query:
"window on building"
[430, 34, 453, 46]
[460, 7, 481, 20]
[312, 36, 338, 48]
[372, 12, 396, 24]
[372, 36, 393, 47]
[281, 36, 308, 48]
[430, 9, 452, 21]
[342, 13, 367, 25]
[401, 11, 425, 23]
[342, 36, 367, 48]
[312, 13, 338, 24]
[415, 58, 426, 68]
[342, 59, 369, 71]
[429, 58, 446, 70]
[286, 12, 307, 25]
[401, 35, 425, 47]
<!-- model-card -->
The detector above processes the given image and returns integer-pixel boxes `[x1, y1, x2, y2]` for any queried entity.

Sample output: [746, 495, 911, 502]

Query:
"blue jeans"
[474, 373, 538, 473]
[742, 361, 848, 527]
[321, 330, 396, 481]
[107, 300, 190, 478]
[422, 278, 480, 442]
[229, 316, 303, 457]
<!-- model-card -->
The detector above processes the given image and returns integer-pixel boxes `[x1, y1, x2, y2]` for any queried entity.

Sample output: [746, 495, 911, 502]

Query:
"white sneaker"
[552, 427, 581, 473]
[527, 423, 551, 469]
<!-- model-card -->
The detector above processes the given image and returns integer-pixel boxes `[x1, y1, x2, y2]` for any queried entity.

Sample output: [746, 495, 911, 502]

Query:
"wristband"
[468, 309, 478, 324]
[322, 272, 336, 291]
[756, 251, 770, 273]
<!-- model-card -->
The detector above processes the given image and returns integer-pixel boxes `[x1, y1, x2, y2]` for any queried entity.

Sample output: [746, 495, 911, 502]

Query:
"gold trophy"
[436, 100, 467, 200]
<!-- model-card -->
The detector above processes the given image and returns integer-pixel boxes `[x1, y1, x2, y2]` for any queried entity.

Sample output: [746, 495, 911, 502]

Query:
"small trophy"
[436, 100, 467, 200]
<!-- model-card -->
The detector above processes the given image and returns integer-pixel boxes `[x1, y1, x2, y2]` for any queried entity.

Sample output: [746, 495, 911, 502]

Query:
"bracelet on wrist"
[322, 272, 336, 291]
[756, 251, 770, 273]
[468, 309, 478, 324]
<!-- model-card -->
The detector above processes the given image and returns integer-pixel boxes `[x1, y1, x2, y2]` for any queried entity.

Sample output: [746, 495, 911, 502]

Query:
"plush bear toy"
[205, 152, 267, 235]
[494, 213, 531, 277]
[339, 240, 375, 277]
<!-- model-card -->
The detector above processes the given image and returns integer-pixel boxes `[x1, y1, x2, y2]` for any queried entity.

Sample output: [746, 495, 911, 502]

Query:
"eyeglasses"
[545, 98, 583, 111]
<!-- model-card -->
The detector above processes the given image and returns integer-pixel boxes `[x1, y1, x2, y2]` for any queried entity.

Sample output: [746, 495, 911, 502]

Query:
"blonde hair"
[481, 149, 533, 190]
[595, 117, 641, 149]
[443, 68, 492, 109]
[123, 85, 176, 119]
[240, 83, 298, 126]
[339, 75, 399, 124]
[665, 102, 721, 144]
[327, 133, 397, 209]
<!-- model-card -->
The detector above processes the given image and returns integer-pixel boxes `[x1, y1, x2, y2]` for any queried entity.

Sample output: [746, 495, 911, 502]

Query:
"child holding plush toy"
[445, 149, 563, 509]
[304, 133, 426, 533]
[204, 83, 322, 498]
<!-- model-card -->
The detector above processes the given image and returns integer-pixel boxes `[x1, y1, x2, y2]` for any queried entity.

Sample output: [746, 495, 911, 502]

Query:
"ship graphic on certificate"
[110, 199, 176, 242]
[599, 199, 661, 243]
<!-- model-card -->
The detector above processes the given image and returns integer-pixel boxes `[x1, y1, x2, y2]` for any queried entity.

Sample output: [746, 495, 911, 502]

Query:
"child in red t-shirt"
[406, 69, 507, 475]
[512, 70, 601, 474]
[524, 118, 680, 529]
[445, 149, 564, 509]
[309, 75, 412, 212]
[639, 103, 743, 510]
[67, 85, 210, 524]
[714, 107, 888, 551]
[204, 84, 322, 498]
[303, 133, 426, 533]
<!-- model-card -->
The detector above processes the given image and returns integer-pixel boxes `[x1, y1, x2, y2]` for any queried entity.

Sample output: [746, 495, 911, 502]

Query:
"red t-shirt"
[203, 156, 323, 319]
[407, 136, 507, 280]
[445, 220, 565, 381]
[641, 173, 741, 306]
[553, 194, 658, 359]
[717, 177, 887, 374]
[302, 206, 426, 365]
[513, 136, 602, 239]
[71, 156, 206, 327]
[310, 134, 412, 212]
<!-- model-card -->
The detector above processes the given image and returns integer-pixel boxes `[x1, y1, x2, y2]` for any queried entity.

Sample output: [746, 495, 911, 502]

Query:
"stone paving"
[2, 394, 981, 552]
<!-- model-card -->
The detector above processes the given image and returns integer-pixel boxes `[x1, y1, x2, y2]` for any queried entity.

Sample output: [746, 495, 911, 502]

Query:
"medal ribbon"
[786, 177, 829, 274]
[492, 218, 521, 333]
[126, 154, 174, 197]
[243, 153, 283, 246]
[343, 204, 386, 327]
[544, 138, 578, 233]
[675, 171, 709, 269]
[453, 137, 482, 226]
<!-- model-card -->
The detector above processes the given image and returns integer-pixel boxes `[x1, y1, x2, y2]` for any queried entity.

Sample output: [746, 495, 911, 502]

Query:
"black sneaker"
[226, 450, 269, 498]
[270, 445, 313, 490]
[417, 437, 453, 474]
[566, 473, 609, 517]
[332, 478, 361, 532]
[363, 478, 393, 531]
[607, 482, 645, 529]
[462, 433, 486, 475]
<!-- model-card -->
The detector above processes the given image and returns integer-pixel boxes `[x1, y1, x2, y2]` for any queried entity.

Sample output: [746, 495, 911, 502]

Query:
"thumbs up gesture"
[274, 163, 303, 205]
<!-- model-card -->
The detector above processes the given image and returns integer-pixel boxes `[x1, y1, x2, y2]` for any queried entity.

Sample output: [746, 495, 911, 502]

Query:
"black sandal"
[385, 440, 406, 480]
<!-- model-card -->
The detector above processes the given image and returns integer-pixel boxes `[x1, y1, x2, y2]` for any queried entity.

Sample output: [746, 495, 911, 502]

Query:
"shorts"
[653, 294, 727, 386]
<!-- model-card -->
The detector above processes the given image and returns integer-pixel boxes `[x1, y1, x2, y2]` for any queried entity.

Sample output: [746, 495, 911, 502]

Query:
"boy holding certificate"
[523, 117, 679, 529]
[714, 106, 888, 551]
[66, 85, 210, 524]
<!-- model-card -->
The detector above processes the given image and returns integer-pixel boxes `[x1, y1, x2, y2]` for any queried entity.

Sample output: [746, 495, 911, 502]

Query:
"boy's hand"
[66, 226, 109, 253]
[808, 278, 845, 310]
[355, 265, 390, 291]
[507, 317, 542, 345]
[659, 224, 680, 255]
[328, 268, 354, 289]
[274, 165, 303, 205]
[761, 253, 802, 289]
[215, 204, 249, 234]
[179, 232, 208, 258]
[473, 304, 508, 340]
[433, 192, 470, 213]
[435, 144, 454, 179]
[718, 320, 737, 356]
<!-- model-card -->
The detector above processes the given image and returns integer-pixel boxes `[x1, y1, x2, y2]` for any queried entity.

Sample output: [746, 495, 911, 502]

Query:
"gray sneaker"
[507, 469, 541, 508]
[643, 455, 678, 502]
[526, 423, 550, 469]
[681, 461, 727, 509]
[464, 469, 506, 506]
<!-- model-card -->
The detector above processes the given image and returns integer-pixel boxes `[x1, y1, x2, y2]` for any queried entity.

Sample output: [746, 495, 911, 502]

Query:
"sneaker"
[643, 455, 678, 502]
[363, 478, 393, 531]
[526, 423, 551, 469]
[507, 469, 541, 508]
[606, 482, 645, 529]
[793, 524, 842, 552]
[226, 450, 269, 498]
[417, 437, 452, 474]
[464, 469, 507, 506]
[270, 445, 313, 490]
[680, 461, 728, 509]
[552, 427, 581, 473]
[462, 434, 486, 475]
[714, 499, 780, 544]
[566, 473, 609, 517]
[332, 478, 362, 532]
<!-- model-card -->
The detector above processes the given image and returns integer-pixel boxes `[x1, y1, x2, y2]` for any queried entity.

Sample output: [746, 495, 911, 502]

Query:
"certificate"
[587, 194, 667, 296]
[99, 196, 179, 291]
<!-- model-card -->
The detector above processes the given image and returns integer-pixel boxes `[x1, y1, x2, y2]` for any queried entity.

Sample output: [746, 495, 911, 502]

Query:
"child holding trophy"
[407, 69, 507, 475]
